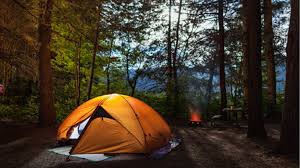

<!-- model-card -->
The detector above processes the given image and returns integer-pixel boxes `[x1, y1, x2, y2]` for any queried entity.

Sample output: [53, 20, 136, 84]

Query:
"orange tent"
[57, 94, 171, 154]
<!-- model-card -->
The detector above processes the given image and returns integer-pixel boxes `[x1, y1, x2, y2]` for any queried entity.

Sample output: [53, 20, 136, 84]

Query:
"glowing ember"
[190, 112, 201, 122]
[189, 105, 202, 122]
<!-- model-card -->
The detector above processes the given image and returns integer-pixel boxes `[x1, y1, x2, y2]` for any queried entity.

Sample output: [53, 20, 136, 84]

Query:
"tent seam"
[59, 95, 111, 138]
[119, 95, 148, 152]
[100, 106, 145, 150]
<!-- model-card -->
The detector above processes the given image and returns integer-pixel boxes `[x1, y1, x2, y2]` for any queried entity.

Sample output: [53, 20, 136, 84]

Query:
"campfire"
[188, 105, 202, 126]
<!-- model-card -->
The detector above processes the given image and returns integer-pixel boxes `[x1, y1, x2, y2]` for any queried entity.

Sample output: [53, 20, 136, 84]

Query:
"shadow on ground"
[0, 121, 298, 168]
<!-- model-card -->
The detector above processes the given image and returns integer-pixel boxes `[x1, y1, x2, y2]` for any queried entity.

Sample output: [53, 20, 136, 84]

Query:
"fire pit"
[188, 105, 202, 126]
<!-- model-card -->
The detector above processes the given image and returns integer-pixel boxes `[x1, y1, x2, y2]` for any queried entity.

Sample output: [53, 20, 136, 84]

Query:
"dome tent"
[57, 94, 171, 154]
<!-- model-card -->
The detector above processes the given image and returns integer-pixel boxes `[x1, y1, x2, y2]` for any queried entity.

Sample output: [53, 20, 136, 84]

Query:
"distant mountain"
[136, 76, 161, 91]
[128, 69, 161, 92]
[132, 65, 286, 93]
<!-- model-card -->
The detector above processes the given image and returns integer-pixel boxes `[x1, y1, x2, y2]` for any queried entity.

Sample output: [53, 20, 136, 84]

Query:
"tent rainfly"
[57, 94, 171, 154]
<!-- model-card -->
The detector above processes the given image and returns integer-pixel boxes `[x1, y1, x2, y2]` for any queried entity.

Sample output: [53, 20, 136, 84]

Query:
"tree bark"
[206, 56, 216, 118]
[218, 0, 227, 120]
[125, 56, 137, 97]
[125, 34, 133, 96]
[241, 0, 248, 120]
[242, 54, 248, 120]
[87, 18, 100, 100]
[130, 78, 137, 96]
[2, 63, 10, 96]
[245, 0, 267, 138]
[166, 0, 173, 116]
[263, 0, 276, 118]
[125, 51, 131, 92]
[280, 0, 299, 154]
[75, 37, 81, 106]
[125, 51, 138, 97]
[172, 0, 183, 115]
[38, 0, 55, 126]
[106, 38, 113, 94]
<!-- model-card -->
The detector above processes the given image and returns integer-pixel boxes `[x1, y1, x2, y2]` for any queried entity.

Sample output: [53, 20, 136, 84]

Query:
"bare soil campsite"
[0, 120, 298, 168]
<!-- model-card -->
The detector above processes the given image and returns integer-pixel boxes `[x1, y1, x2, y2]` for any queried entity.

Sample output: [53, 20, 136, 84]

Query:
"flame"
[189, 105, 201, 122]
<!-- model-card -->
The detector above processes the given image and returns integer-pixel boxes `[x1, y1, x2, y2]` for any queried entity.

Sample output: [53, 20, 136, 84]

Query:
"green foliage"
[135, 92, 168, 115]
[205, 98, 220, 120]
[0, 97, 38, 122]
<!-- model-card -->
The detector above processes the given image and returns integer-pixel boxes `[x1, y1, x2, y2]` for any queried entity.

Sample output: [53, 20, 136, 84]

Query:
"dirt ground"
[0, 120, 298, 168]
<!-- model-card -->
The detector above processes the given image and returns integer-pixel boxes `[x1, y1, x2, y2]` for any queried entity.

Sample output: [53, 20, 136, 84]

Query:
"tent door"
[69, 117, 91, 139]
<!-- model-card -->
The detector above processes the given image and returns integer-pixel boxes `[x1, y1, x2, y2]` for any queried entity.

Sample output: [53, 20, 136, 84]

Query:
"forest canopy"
[0, 0, 290, 121]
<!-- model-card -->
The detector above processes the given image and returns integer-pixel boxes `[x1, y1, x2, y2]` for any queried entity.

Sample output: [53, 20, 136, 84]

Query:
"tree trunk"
[130, 79, 137, 96]
[218, 0, 227, 120]
[125, 53, 137, 97]
[241, 0, 248, 120]
[172, 0, 183, 115]
[130, 87, 135, 96]
[245, 0, 267, 138]
[38, 0, 55, 126]
[125, 49, 130, 92]
[2, 63, 10, 96]
[263, 0, 276, 118]
[206, 56, 215, 118]
[125, 34, 134, 96]
[280, 0, 299, 154]
[87, 21, 100, 100]
[166, 0, 173, 116]
[242, 55, 248, 120]
[106, 38, 113, 94]
[75, 37, 81, 106]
